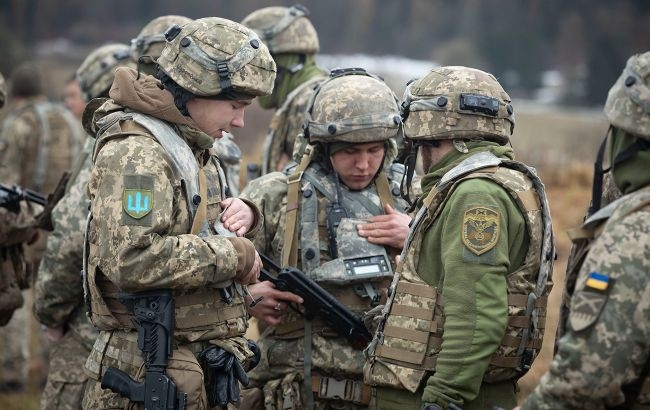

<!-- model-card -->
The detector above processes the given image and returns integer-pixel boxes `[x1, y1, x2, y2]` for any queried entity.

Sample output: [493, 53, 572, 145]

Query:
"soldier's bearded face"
[330, 141, 385, 190]
[186, 97, 252, 139]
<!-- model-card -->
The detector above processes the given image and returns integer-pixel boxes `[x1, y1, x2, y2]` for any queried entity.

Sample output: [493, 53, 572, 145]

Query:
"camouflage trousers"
[40, 330, 90, 410]
[0, 289, 32, 390]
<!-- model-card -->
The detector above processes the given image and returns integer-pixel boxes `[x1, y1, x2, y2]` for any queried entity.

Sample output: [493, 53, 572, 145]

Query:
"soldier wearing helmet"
[519, 52, 650, 410]
[131, 15, 245, 194]
[364, 66, 554, 410]
[32, 42, 135, 409]
[81, 17, 276, 409]
[241, 4, 328, 175]
[0, 62, 85, 392]
[239, 68, 411, 409]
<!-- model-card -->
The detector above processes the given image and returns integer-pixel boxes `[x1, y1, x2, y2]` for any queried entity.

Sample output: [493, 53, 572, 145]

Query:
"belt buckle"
[319, 377, 348, 401]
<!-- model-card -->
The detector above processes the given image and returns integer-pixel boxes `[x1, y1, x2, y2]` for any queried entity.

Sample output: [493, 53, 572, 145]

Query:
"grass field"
[0, 102, 608, 409]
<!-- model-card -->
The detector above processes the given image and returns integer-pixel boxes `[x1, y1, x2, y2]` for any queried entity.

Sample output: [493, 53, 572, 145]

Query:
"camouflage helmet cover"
[130, 15, 193, 61]
[76, 43, 136, 100]
[604, 51, 650, 139]
[403, 66, 515, 144]
[156, 17, 276, 98]
[304, 68, 402, 144]
[0, 72, 5, 108]
[241, 4, 319, 55]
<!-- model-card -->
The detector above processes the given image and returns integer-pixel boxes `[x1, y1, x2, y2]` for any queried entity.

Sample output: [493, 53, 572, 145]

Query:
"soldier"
[363, 66, 554, 410]
[33, 43, 135, 410]
[241, 4, 327, 175]
[0, 63, 84, 393]
[517, 52, 650, 410]
[131, 14, 244, 195]
[81, 17, 276, 409]
[240, 68, 412, 409]
[62, 75, 86, 120]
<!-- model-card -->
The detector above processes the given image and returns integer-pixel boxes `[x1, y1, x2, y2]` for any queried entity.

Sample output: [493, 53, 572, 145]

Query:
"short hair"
[10, 63, 44, 98]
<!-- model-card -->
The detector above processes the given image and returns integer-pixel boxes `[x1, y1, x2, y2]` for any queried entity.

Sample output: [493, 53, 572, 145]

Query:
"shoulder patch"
[462, 206, 500, 255]
[569, 272, 611, 332]
[122, 174, 154, 221]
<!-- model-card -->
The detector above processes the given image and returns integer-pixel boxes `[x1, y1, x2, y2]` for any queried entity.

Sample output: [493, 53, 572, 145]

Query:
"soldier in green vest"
[518, 51, 650, 410]
[364, 66, 554, 410]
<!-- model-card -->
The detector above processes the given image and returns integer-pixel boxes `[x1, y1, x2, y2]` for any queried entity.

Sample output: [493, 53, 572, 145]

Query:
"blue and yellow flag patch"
[585, 272, 609, 291]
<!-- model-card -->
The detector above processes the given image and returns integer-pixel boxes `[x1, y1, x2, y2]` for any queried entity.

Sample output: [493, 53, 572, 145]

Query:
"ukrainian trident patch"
[462, 206, 500, 255]
[122, 174, 154, 222]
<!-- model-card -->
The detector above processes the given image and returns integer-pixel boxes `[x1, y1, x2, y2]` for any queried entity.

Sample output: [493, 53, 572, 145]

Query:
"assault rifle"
[0, 183, 46, 214]
[101, 289, 187, 409]
[259, 254, 373, 350]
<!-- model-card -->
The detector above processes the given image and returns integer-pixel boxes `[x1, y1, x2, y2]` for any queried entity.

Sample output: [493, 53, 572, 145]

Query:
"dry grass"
[0, 102, 604, 409]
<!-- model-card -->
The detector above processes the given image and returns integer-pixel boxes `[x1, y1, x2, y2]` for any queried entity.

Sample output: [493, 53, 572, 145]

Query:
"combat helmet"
[402, 66, 515, 145]
[76, 43, 135, 100]
[241, 4, 319, 55]
[130, 15, 193, 71]
[303, 67, 402, 145]
[604, 51, 650, 140]
[156, 17, 276, 98]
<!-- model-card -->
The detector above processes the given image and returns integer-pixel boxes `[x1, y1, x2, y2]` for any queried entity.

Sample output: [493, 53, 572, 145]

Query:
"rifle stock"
[260, 254, 372, 350]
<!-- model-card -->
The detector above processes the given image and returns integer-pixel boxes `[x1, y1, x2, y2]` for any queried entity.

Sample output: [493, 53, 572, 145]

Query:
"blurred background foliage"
[1, 0, 649, 106]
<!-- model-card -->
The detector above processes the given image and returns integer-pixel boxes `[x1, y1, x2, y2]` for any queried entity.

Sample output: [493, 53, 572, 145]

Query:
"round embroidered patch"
[462, 206, 500, 255]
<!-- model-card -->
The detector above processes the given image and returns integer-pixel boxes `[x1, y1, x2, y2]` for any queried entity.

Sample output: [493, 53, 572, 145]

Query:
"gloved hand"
[199, 345, 249, 407]
[246, 338, 261, 371]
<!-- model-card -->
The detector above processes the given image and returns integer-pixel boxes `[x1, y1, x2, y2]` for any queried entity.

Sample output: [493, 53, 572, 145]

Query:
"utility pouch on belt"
[100, 289, 188, 409]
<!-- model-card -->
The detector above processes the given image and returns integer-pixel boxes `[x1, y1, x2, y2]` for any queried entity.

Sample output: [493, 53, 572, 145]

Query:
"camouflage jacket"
[0, 98, 83, 193]
[82, 70, 263, 387]
[33, 134, 97, 349]
[241, 159, 408, 386]
[521, 185, 650, 410]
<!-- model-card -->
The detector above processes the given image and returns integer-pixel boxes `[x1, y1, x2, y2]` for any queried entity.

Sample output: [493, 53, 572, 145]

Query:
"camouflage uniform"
[33, 43, 134, 410]
[130, 14, 244, 195]
[520, 52, 650, 410]
[240, 69, 409, 410]
[0, 64, 84, 392]
[364, 67, 554, 410]
[241, 4, 327, 175]
[81, 18, 275, 409]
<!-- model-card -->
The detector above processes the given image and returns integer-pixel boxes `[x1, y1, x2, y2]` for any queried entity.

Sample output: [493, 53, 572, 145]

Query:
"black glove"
[246, 339, 261, 370]
[199, 345, 249, 407]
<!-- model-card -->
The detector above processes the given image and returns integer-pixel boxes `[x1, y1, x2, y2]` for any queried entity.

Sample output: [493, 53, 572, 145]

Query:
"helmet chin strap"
[589, 126, 650, 216]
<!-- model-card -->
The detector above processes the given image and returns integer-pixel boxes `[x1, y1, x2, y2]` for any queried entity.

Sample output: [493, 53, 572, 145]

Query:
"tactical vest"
[83, 112, 247, 343]
[0, 101, 82, 193]
[566, 186, 650, 408]
[365, 151, 554, 392]
[277, 162, 406, 333]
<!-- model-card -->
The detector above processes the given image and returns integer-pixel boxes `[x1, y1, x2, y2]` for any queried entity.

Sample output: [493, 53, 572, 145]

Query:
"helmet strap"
[588, 126, 650, 215]
[400, 140, 419, 206]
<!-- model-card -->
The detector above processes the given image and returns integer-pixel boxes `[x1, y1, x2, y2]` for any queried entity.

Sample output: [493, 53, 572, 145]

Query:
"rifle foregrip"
[101, 367, 142, 402]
